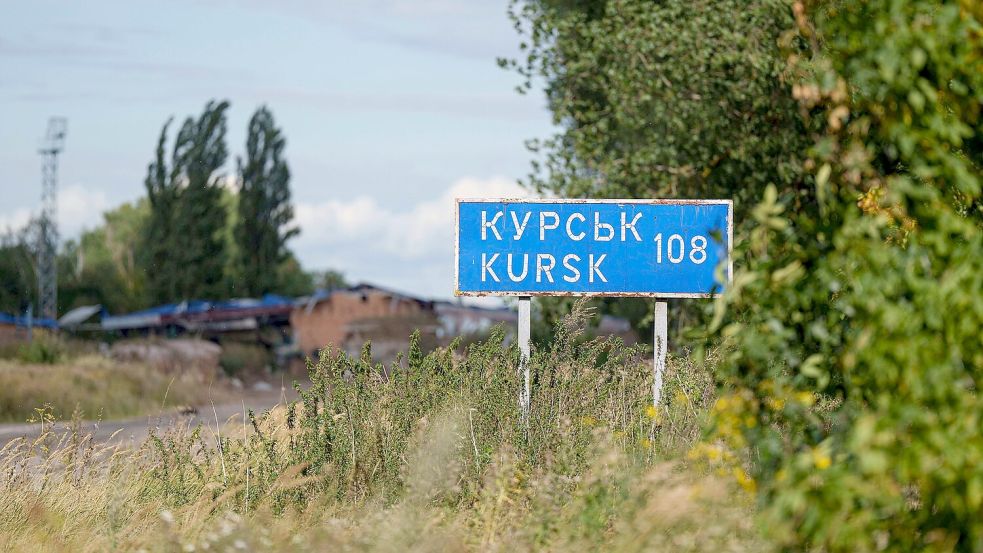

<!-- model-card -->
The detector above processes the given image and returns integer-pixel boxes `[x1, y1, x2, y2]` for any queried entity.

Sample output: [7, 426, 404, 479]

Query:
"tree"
[505, 0, 809, 339]
[172, 100, 232, 299]
[235, 106, 298, 296]
[0, 223, 37, 315]
[143, 118, 179, 304]
[505, 0, 807, 207]
[58, 200, 149, 314]
[142, 100, 232, 303]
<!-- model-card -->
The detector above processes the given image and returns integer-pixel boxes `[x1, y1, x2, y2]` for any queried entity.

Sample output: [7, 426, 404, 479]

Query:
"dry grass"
[0, 311, 766, 551]
[0, 355, 221, 423]
[0, 409, 763, 552]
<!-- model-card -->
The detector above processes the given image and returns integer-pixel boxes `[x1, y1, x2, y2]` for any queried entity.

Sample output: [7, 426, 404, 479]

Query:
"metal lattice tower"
[37, 117, 67, 321]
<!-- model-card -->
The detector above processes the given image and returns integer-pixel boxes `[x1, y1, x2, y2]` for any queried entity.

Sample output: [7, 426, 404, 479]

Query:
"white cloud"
[292, 175, 531, 299]
[0, 184, 109, 239]
[0, 207, 31, 235]
[59, 185, 109, 236]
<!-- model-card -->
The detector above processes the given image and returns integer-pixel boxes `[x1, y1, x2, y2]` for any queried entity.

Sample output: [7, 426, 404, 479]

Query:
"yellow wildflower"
[812, 447, 832, 470]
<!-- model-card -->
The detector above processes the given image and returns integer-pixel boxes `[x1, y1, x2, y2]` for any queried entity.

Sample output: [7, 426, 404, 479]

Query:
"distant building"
[434, 301, 517, 342]
[100, 296, 293, 337]
[49, 282, 637, 367]
[290, 283, 438, 362]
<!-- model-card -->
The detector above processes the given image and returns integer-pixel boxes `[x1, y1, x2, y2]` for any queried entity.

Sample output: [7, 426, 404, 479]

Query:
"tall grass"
[0, 354, 219, 423]
[0, 306, 759, 551]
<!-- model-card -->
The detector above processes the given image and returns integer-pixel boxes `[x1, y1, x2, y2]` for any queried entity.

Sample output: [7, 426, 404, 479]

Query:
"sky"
[0, 0, 551, 302]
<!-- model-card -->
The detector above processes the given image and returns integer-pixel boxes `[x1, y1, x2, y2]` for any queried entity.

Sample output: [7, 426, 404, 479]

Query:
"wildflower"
[795, 391, 815, 407]
[812, 447, 832, 470]
[765, 397, 785, 411]
[734, 467, 757, 493]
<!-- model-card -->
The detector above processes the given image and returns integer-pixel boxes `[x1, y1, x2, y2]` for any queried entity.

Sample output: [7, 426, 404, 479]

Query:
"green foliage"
[700, 1, 983, 551]
[505, 0, 806, 207]
[310, 268, 349, 291]
[15, 333, 63, 365]
[0, 224, 36, 315]
[143, 309, 709, 512]
[235, 106, 299, 297]
[218, 341, 273, 377]
[143, 100, 232, 303]
[506, 0, 809, 339]
[173, 100, 233, 299]
[58, 199, 149, 314]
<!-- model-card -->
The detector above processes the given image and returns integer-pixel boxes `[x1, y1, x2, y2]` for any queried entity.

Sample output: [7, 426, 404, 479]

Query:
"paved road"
[0, 385, 298, 449]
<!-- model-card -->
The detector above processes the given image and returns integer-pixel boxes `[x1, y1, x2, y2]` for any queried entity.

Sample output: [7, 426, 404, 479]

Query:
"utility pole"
[37, 117, 67, 321]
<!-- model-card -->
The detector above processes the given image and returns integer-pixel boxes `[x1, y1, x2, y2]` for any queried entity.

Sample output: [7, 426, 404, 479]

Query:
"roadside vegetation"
[0, 310, 763, 551]
[0, 339, 220, 423]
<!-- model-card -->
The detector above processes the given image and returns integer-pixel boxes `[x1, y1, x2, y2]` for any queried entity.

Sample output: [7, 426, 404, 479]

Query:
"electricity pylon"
[37, 117, 67, 321]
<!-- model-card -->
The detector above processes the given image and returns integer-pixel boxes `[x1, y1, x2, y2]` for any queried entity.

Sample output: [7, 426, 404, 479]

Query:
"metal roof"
[58, 304, 102, 327]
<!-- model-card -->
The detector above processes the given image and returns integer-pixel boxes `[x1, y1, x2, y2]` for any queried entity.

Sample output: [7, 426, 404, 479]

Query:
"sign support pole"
[518, 296, 531, 424]
[653, 301, 668, 409]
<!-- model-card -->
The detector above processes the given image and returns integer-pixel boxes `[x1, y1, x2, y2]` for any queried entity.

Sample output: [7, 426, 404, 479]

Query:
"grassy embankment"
[0, 308, 761, 552]
[0, 339, 221, 423]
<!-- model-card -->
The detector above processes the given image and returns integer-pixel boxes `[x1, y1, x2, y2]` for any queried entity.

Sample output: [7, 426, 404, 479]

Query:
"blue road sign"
[455, 199, 732, 297]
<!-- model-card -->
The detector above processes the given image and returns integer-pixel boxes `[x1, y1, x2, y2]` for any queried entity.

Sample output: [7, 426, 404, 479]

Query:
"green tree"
[505, 0, 809, 339]
[312, 269, 348, 291]
[0, 224, 37, 315]
[235, 106, 298, 296]
[143, 100, 232, 303]
[144, 117, 180, 304]
[58, 200, 149, 314]
[275, 254, 315, 297]
[699, 1, 983, 550]
[506, 0, 806, 206]
[173, 100, 232, 299]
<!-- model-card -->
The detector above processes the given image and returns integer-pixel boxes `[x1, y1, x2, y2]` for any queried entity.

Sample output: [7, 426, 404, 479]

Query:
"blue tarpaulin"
[0, 312, 58, 329]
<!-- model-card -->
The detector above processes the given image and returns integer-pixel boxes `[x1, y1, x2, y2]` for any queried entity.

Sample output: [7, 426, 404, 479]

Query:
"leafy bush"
[699, 1, 983, 551]
[16, 333, 64, 364]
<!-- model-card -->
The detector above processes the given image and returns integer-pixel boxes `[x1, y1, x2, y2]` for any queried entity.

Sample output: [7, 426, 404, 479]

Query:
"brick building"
[290, 284, 439, 361]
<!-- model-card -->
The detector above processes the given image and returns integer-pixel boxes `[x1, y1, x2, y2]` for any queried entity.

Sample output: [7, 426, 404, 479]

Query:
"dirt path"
[0, 384, 299, 448]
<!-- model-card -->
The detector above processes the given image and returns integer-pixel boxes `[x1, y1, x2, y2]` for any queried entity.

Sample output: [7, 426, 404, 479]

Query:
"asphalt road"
[0, 385, 297, 449]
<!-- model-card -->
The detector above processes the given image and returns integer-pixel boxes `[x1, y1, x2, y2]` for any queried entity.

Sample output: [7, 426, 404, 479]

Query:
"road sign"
[455, 199, 732, 297]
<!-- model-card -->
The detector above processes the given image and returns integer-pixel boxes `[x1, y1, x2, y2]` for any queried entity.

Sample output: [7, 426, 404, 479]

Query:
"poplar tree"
[143, 100, 231, 302]
[173, 100, 231, 299]
[143, 118, 180, 304]
[235, 106, 298, 296]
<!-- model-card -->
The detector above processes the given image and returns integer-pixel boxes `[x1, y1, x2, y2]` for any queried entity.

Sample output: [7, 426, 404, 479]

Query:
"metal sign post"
[653, 301, 668, 408]
[518, 296, 531, 423]
[454, 198, 732, 421]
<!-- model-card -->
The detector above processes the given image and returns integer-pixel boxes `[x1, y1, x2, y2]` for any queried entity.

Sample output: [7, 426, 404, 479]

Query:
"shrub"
[699, 2, 983, 551]
[16, 333, 64, 364]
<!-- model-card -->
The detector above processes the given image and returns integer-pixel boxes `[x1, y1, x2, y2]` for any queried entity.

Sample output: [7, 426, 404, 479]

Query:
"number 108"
[653, 234, 708, 264]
